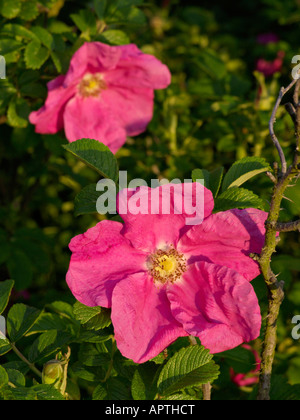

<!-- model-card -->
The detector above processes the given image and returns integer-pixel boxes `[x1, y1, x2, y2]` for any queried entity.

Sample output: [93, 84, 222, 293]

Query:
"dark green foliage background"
[0, 0, 300, 400]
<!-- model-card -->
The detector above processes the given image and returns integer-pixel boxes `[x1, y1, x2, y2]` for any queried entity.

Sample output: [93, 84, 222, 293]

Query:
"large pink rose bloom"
[29, 42, 171, 153]
[66, 183, 265, 363]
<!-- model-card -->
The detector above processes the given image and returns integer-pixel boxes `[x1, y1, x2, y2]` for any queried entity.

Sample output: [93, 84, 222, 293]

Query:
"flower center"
[78, 73, 107, 97]
[148, 245, 187, 284]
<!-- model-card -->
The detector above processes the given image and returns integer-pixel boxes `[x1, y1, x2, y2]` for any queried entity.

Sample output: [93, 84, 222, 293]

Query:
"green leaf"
[28, 330, 73, 363]
[197, 49, 227, 80]
[30, 27, 54, 49]
[6, 368, 26, 387]
[216, 346, 256, 374]
[63, 139, 119, 182]
[0, 366, 8, 390]
[24, 40, 50, 69]
[99, 30, 130, 45]
[73, 301, 111, 330]
[70, 9, 97, 34]
[0, 39, 23, 56]
[0, 339, 12, 356]
[222, 157, 271, 192]
[7, 248, 33, 290]
[0, 0, 22, 19]
[0, 280, 14, 315]
[214, 187, 265, 212]
[191, 169, 209, 188]
[0, 23, 38, 41]
[7, 97, 30, 129]
[94, 0, 107, 19]
[74, 183, 99, 216]
[19, 0, 39, 21]
[7, 304, 42, 343]
[209, 166, 224, 197]
[131, 364, 159, 400]
[157, 345, 220, 396]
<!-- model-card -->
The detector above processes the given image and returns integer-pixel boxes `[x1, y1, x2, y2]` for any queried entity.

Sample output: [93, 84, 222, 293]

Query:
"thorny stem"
[257, 79, 300, 400]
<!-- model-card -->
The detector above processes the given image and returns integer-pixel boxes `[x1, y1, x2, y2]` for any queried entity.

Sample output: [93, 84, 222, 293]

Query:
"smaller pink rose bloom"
[256, 51, 285, 77]
[29, 42, 171, 153]
[230, 344, 261, 387]
[66, 183, 266, 363]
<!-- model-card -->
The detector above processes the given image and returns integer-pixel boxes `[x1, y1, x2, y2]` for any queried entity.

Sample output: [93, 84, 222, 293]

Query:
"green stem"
[11, 342, 43, 380]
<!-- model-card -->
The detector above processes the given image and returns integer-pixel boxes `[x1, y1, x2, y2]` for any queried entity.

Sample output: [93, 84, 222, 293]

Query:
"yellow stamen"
[148, 245, 187, 284]
[78, 73, 107, 97]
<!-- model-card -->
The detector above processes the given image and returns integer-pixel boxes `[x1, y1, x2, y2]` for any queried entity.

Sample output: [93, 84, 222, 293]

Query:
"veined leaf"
[0, 280, 14, 315]
[157, 345, 220, 396]
[63, 139, 119, 183]
[214, 187, 265, 212]
[222, 156, 271, 192]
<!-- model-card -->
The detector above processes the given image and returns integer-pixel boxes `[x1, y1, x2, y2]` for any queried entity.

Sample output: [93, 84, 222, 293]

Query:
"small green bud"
[42, 360, 64, 388]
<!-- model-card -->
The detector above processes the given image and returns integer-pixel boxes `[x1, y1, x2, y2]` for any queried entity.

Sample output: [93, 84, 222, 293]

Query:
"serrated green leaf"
[24, 40, 50, 69]
[192, 169, 209, 188]
[214, 187, 265, 212]
[19, 0, 39, 21]
[28, 330, 72, 363]
[0, 366, 8, 389]
[73, 301, 111, 330]
[0, 24, 38, 41]
[0, 339, 12, 356]
[131, 364, 159, 400]
[74, 183, 99, 216]
[63, 139, 119, 182]
[222, 157, 271, 192]
[99, 30, 130, 45]
[94, 0, 107, 19]
[0, 39, 23, 56]
[7, 304, 42, 343]
[0, 0, 22, 19]
[157, 345, 220, 396]
[31, 26, 54, 49]
[7, 97, 30, 128]
[209, 166, 224, 197]
[0, 280, 14, 315]
[6, 368, 26, 387]
[70, 9, 97, 34]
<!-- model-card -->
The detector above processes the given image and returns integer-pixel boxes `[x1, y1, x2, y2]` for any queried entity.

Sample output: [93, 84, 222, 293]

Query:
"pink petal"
[178, 209, 268, 281]
[117, 183, 214, 252]
[167, 262, 261, 353]
[111, 272, 188, 363]
[29, 75, 76, 134]
[104, 43, 171, 90]
[63, 95, 127, 153]
[64, 42, 122, 86]
[66, 220, 147, 308]
[100, 86, 154, 136]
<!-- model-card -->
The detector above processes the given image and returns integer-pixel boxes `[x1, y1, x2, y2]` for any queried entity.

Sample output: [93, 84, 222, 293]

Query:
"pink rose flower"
[230, 344, 261, 387]
[29, 42, 171, 153]
[66, 183, 266, 363]
[256, 51, 285, 77]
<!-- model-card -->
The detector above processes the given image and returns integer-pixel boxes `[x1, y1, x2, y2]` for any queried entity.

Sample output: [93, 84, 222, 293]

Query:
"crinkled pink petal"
[66, 220, 147, 308]
[111, 272, 188, 363]
[64, 42, 122, 86]
[100, 86, 154, 136]
[167, 262, 261, 353]
[104, 44, 171, 90]
[29, 75, 76, 134]
[178, 209, 268, 281]
[117, 183, 214, 252]
[63, 95, 127, 153]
